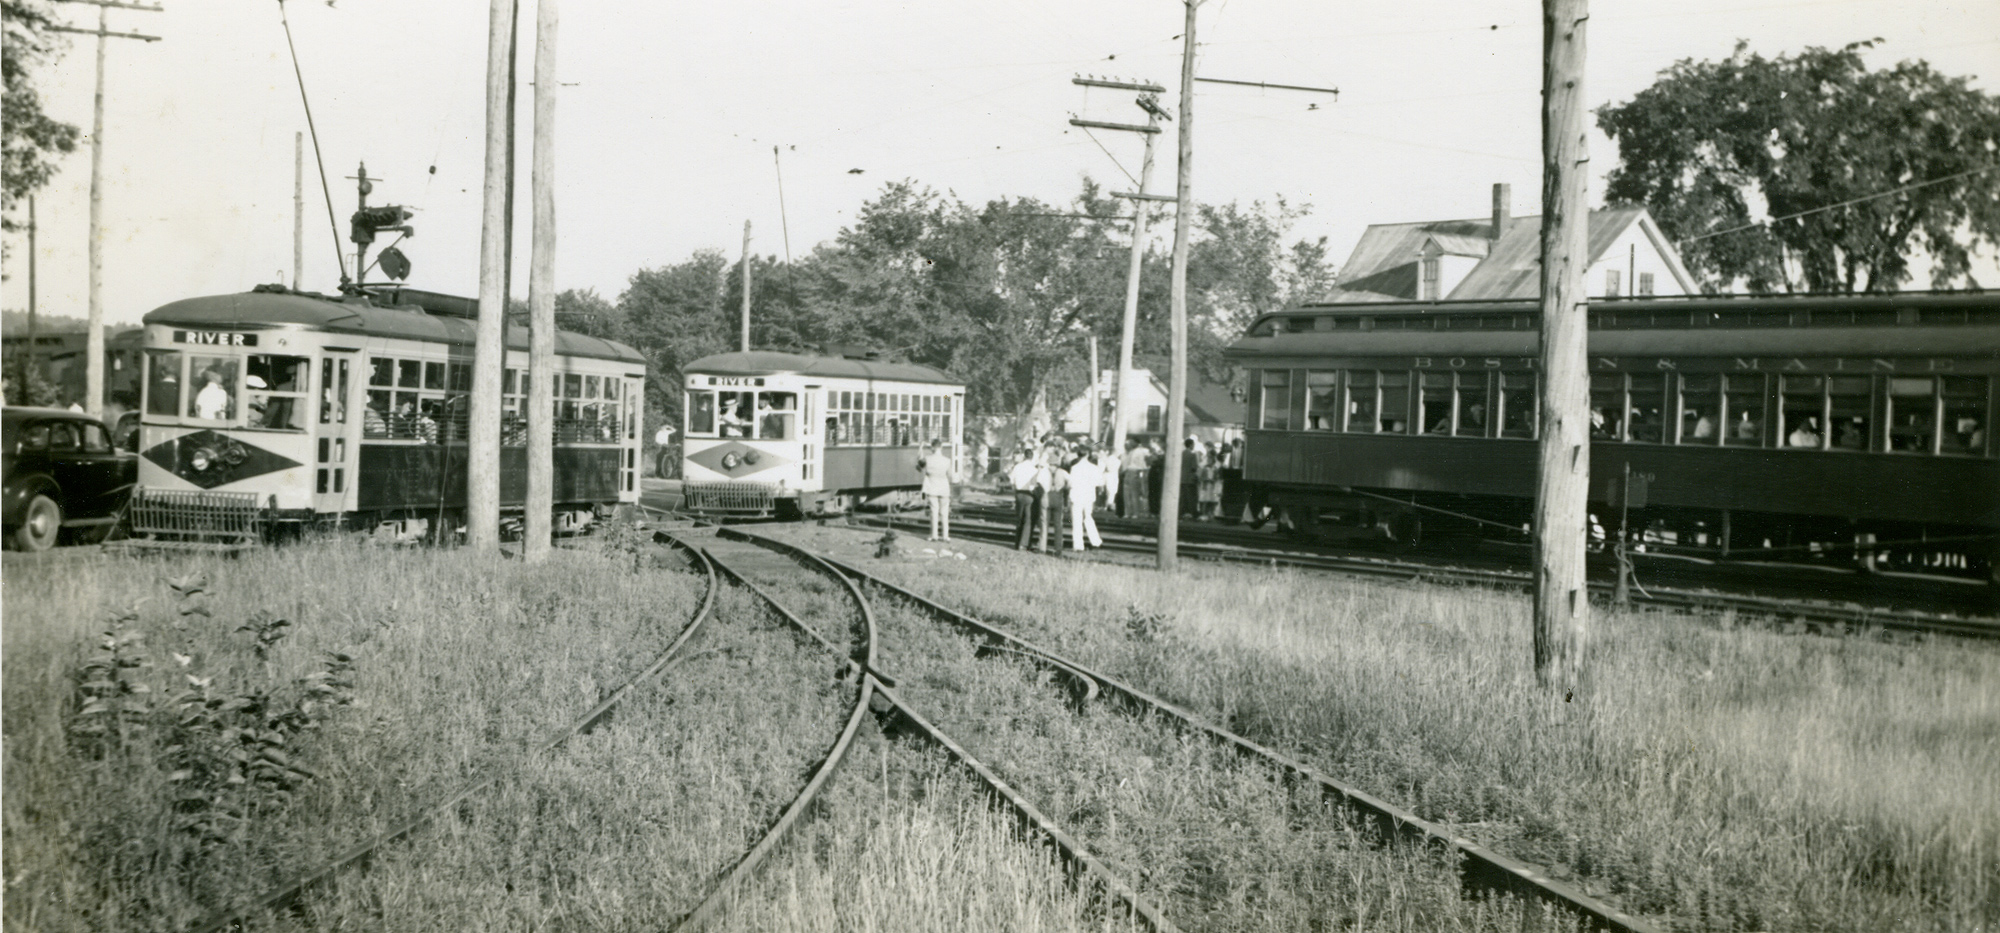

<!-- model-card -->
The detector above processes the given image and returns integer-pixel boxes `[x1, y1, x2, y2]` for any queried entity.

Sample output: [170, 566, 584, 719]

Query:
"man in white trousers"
[1067, 446, 1105, 552]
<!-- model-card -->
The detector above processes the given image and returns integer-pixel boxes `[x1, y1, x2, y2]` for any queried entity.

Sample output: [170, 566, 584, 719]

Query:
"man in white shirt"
[1098, 446, 1121, 515]
[1007, 447, 1045, 550]
[1067, 447, 1104, 551]
[194, 371, 230, 420]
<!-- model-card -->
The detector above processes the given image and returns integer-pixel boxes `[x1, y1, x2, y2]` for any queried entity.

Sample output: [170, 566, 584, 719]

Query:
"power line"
[1687, 163, 1999, 241]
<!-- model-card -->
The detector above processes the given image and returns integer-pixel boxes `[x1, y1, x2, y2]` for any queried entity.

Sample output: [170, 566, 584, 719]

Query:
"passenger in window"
[1629, 408, 1663, 442]
[1590, 407, 1615, 439]
[1954, 417, 1985, 451]
[1834, 417, 1866, 450]
[194, 370, 231, 420]
[1684, 409, 1716, 440]
[718, 396, 750, 438]
[1734, 411, 1761, 442]
[1460, 403, 1486, 435]
[1787, 417, 1821, 448]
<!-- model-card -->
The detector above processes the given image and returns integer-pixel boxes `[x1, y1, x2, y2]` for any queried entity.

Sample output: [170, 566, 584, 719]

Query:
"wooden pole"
[1159, 0, 1199, 572]
[740, 220, 753, 352]
[1534, 0, 1591, 694]
[524, 0, 558, 563]
[1087, 333, 1099, 442]
[293, 132, 304, 288]
[1111, 120, 1157, 462]
[469, 0, 516, 552]
[84, 3, 108, 416]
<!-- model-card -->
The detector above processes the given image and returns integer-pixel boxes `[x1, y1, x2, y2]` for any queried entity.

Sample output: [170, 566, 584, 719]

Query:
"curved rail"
[709, 527, 1175, 933]
[822, 549, 1661, 933]
[665, 529, 880, 932]
[189, 533, 721, 933]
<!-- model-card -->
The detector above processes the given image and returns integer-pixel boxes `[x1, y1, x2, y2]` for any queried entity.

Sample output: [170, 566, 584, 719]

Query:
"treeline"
[552, 179, 1335, 428]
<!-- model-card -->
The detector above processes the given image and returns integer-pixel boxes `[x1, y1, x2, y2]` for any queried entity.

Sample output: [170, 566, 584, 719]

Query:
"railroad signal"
[350, 205, 414, 246]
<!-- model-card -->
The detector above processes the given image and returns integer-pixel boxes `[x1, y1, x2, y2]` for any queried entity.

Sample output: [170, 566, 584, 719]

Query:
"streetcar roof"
[684, 351, 960, 386]
[141, 289, 647, 365]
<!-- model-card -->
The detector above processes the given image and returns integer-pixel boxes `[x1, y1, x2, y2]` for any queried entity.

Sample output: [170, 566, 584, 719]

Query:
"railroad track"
[701, 525, 1664, 932]
[872, 504, 1998, 639]
[190, 530, 720, 933]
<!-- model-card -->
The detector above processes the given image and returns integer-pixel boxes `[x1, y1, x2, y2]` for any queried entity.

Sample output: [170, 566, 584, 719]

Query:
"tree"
[1598, 40, 2000, 293]
[2, 0, 80, 235]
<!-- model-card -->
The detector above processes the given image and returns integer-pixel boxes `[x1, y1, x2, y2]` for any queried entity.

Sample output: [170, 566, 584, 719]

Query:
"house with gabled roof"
[1327, 184, 1699, 302]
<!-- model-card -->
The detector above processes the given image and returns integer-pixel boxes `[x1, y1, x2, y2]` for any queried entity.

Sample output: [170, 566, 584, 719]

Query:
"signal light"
[350, 205, 414, 245]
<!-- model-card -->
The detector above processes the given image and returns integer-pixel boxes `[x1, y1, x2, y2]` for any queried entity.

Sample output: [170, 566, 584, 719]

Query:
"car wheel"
[13, 495, 62, 551]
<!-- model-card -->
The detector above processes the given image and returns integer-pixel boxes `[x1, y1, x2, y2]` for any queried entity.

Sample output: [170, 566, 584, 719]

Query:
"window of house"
[1605, 268, 1623, 298]
[1146, 404, 1163, 434]
[1638, 272, 1655, 296]
[1419, 258, 1440, 300]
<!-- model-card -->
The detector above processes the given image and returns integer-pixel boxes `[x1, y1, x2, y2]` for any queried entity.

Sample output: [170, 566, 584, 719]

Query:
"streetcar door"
[313, 351, 356, 515]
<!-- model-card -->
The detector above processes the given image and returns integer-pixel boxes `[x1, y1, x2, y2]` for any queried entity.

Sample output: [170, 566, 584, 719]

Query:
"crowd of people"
[999, 434, 1253, 555]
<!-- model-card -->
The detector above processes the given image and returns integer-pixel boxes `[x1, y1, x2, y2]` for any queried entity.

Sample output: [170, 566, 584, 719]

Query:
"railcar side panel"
[354, 446, 622, 511]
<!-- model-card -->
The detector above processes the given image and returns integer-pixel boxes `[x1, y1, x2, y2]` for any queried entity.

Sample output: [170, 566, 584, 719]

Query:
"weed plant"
[780, 523, 2000, 932]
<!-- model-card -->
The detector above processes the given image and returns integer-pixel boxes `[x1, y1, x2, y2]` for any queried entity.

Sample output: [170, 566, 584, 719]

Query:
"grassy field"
[5, 527, 1996, 931]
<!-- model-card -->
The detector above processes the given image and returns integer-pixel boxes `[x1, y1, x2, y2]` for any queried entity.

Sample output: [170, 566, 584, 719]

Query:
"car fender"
[3, 473, 60, 528]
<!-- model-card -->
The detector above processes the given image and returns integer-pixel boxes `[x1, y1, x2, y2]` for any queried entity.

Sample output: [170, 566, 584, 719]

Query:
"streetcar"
[127, 284, 647, 542]
[679, 351, 965, 517]
[1224, 292, 2000, 581]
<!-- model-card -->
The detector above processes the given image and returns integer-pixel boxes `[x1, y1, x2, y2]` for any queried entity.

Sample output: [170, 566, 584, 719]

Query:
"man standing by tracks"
[1068, 446, 1105, 552]
[1009, 447, 1045, 551]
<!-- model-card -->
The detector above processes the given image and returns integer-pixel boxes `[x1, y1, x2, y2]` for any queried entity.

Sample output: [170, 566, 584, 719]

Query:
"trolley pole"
[1534, 0, 1591, 695]
[293, 132, 304, 288]
[524, 0, 559, 563]
[1159, 0, 1201, 573]
[51, 0, 161, 416]
[469, 0, 517, 552]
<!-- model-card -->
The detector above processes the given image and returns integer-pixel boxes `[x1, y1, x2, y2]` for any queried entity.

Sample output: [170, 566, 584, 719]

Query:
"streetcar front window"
[687, 390, 716, 436]
[717, 391, 755, 438]
[145, 350, 184, 417]
[757, 391, 797, 440]
[247, 354, 310, 431]
[188, 355, 240, 421]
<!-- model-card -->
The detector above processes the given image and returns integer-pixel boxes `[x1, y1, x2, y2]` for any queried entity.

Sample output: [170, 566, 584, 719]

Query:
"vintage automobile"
[3, 407, 139, 550]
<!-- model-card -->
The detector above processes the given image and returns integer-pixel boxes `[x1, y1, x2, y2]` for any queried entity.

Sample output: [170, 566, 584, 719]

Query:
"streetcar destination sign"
[173, 330, 259, 347]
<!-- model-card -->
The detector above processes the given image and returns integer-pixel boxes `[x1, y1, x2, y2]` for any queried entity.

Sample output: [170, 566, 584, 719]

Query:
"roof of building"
[1125, 358, 1245, 426]
[685, 350, 960, 386]
[1328, 205, 1654, 302]
[143, 289, 646, 364]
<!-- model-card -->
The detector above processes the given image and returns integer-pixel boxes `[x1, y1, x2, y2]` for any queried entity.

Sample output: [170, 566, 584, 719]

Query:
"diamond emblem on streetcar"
[142, 430, 303, 490]
[687, 440, 794, 477]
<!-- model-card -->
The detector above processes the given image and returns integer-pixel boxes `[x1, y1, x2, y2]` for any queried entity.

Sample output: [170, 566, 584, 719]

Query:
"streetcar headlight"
[743, 451, 761, 465]
[190, 448, 214, 472]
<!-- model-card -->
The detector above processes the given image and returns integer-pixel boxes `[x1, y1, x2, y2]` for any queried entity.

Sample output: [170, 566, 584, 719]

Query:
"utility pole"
[51, 0, 161, 417]
[1087, 333, 1100, 441]
[1159, 0, 1201, 572]
[25, 197, 38, 395]
[740, 220, 753, 352]
[524, 0, 559, 563]
[1535, 0, 1591, 695]
[1071, 75, 1168, 464]
[293, 132, 304, 288]
[470, 0, 516, 552]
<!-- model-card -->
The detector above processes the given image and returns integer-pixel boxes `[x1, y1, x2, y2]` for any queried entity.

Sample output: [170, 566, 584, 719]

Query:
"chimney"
[1491, 183, 1511, 239]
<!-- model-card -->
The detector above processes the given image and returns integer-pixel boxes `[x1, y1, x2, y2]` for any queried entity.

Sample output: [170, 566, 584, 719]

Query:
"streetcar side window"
[1626, 374, 1666, 442]
[1378, 373, 1410, 433]
[1589, 373, 1624, 440]
[1455, 373, 1489, 438]
[145, 350, 184, 417]
[1305, 371, 1339, 431]
[686, 390, 716, 436]
[1722, 374, 1765, 446]
[1677, 374, 1720, 445]
[1259, 370, 1291, 431]
[1781, 375, 1826, 449]
[1499, 372, 1536, 438]
[1827, 376, 1871, 451]
[1344, 371, 1376, 433]
[1941, 376, 1988, 456]
[1420, 373, 1453, 435]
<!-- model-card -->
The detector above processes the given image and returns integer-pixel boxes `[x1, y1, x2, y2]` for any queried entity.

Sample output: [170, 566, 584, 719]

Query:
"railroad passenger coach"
[680, 351, 964, 517]
[131, 285, 647, 541]
[1224, 292, 2000, 580]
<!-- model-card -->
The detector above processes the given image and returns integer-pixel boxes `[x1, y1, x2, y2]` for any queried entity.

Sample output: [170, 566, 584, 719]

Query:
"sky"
[3, 0, 1997, 328]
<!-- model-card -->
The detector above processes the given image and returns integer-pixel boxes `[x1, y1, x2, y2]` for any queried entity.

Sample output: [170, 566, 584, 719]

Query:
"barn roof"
[1328, 206, 1655, 302]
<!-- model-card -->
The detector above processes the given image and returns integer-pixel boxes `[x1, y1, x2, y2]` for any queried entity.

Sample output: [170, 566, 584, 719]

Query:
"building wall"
[1586, 223, 1690, 298]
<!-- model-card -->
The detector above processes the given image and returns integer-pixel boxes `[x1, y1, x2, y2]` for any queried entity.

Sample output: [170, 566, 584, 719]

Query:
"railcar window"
[1499, 373, 1536, 438]
[319, 358, 349, 425]
[397, 359, 421, 390]
[1305, 371, 1339, 431]
[687, 390, 717, 436]
[758, 391, 797, 440]
[1259, 371, 1291, 431]
[1781, 375, 1826, 449]
[1420, 373, 1454, 435]
[145, 350, 184, 417]
[1722, 374, 1764, 446]
[1380, 373, 1410, 433]
[1941, 376, 1988, 456]
[246, 354, 310, 431]
[1455, 373, 1489, 437]
[1677, 374, 1721, 444]
[1626, 374, 1666, 442]
[1344, 371, 1377, 432]
[188, 355, 240, 421]
[1827, 376, 1871, 450]
[1589, 374, 1624, 440]
[1888, 377, 1938, 453]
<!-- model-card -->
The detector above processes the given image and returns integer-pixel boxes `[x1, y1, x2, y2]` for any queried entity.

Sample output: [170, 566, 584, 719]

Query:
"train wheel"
[13, 495, 61, 552]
